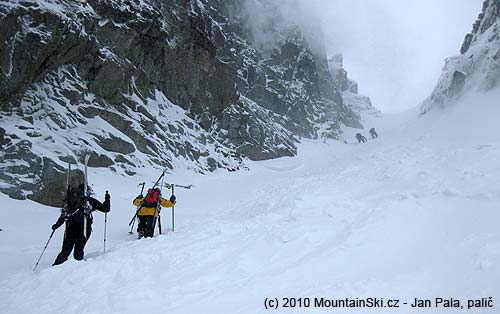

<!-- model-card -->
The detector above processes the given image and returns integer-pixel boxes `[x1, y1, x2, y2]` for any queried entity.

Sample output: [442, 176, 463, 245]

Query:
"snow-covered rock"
[421, 0, 500, 113]
[0, 0, 362, 205]
[328, 54, 381, 119]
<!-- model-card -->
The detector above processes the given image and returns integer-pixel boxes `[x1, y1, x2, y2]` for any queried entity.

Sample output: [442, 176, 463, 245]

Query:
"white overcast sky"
[314, 0, 483, 112]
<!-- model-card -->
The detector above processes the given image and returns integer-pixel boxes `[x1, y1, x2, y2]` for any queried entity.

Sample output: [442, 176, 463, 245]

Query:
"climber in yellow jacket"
[132, 187, 176, 238]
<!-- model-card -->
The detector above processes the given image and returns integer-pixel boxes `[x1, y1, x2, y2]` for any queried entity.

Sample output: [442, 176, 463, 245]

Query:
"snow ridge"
[421, 0, 500, 113]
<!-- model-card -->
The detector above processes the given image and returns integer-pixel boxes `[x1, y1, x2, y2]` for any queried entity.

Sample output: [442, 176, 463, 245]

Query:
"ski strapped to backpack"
[128, 168, 169, 230]
[66, 162, 71, 195]
[150, 169, 167, 235]
[61, 163, 71, 216]
[129, 182, 145, 234]
[83, 154, 91, 212]
[83, 154, 93, 240]
[164, 183, 194, 190]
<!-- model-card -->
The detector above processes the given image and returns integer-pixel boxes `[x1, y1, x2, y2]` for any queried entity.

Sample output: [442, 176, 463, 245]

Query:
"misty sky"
[314, 0, 483, 113]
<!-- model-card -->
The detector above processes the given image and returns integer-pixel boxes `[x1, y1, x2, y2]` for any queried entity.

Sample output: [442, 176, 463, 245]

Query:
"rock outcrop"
[421, 0, 500, 113]
[0, 0, 361, 206]
[328, 54, 381, 119]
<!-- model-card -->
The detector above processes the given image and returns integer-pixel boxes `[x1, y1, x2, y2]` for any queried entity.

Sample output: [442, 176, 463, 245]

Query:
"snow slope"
[1, 91, 500, 314]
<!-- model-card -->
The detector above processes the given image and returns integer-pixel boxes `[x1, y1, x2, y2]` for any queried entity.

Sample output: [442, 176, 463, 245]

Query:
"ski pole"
[152, 171, 167, 235]
[33, 229, 55, 271]
[104, 213, 107, 253]
[104, 190, 110, 252]
[171, 184, 175, 232]
[129, 182, 146, 233]
[158, 215, 162, 235]
[128, 214, 137, 226]
[129, 217, 136, 234]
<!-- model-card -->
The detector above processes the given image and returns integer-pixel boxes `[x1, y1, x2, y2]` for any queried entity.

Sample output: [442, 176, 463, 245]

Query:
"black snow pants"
[53, 220, 88, 265]
[137, 215, 155, 238]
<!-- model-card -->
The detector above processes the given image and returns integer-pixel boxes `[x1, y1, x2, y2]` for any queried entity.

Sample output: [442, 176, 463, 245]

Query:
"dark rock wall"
[0, 0, 360, 206]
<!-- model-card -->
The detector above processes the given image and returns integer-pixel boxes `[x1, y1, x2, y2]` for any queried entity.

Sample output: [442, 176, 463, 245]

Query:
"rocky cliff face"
[0, 0, 361, 206]
[421, 0, 500, 113]
[328, 54, 381, 119]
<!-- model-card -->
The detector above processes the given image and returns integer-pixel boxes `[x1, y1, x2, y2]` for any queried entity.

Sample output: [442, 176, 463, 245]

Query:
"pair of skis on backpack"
[34, 153, 105, 271]
[128, 168, 192, 238]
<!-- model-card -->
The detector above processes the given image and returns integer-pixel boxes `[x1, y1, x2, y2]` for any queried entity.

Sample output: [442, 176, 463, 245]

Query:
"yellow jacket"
[133, 197, 176, 217]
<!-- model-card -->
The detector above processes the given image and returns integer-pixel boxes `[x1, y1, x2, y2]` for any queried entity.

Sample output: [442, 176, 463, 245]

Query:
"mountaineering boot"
[137, 229, 144, 239]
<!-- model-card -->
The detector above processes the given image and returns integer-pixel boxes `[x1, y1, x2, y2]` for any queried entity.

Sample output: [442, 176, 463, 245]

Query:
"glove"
[103, 191, 111, 212]
[169, 195, 176, 202]
[51, 224, 58, 231]
[136, 194, 144, 199]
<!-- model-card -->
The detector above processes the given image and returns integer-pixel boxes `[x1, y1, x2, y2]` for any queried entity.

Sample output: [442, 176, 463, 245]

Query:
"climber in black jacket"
[52, 184, 110, 266]
[355, 133, 368, 143]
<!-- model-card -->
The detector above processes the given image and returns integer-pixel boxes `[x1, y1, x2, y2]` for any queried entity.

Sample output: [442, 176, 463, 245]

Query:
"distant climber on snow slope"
[355, 133, 368, 143]
[369, 127, 378, 139]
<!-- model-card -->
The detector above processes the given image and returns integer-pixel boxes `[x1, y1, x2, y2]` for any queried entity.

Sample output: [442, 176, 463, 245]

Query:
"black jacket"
[53, 196, 110, 231]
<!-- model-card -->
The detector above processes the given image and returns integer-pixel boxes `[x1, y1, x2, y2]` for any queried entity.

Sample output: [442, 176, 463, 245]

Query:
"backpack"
[63, 185, 85, 217]
[142, 188, 161, 208]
